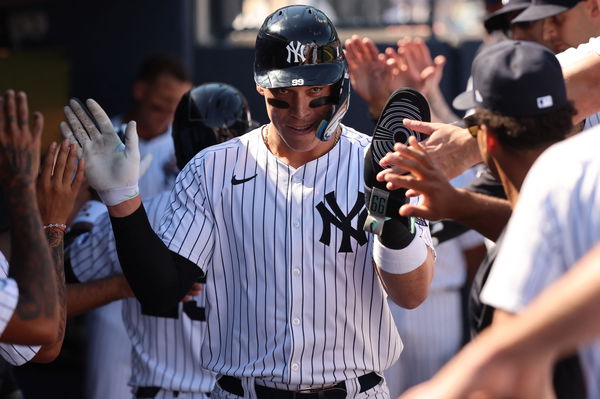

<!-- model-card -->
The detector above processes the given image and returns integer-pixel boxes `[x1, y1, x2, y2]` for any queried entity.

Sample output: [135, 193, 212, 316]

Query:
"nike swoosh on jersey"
[231, 174, 257, 185]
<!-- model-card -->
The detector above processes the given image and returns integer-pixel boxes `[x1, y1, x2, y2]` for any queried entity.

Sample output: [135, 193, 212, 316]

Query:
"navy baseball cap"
[484, 0, 531, 33]
[453, 40, 567, 116]
[512, 0, 580, 23]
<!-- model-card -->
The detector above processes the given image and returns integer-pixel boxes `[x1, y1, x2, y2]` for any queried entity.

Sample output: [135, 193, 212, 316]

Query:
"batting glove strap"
[97, 183, 140, 206]
[374, 233, 427, 275]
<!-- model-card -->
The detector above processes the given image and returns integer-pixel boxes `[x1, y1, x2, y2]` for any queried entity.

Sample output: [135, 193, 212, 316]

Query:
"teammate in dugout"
[61, 5, 435, 399]
[67, 82, 255, 399]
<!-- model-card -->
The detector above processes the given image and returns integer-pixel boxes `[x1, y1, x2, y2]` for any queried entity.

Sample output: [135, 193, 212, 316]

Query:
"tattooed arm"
[0, 90, 60, 345]
[33, 140, 84, 361]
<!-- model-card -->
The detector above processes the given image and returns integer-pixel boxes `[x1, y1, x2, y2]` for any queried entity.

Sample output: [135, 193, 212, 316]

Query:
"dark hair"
[135, 54, 190, 83]
[474, 102, 576, 150]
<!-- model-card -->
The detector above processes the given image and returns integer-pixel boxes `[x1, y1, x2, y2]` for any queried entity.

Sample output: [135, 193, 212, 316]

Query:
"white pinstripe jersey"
[0, 251, 40, 365]
[69, 192, 215, 393]
[157, 125, 403, 387]
[481, 126, 600, 399]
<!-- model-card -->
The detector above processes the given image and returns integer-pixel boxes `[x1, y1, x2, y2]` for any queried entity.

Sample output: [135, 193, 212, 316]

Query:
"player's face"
[511, 19, 564, 54]
[542, 2, 593, 52]
[258, 84, 334, 154]
[134, 74, 192, 139]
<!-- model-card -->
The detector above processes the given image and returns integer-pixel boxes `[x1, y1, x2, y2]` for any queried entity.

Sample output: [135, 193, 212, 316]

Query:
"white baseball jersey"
[157, 124, 427, 389]
[83, 117, 179, 399]
[0, 251, 41, 365]
[69, 192, 214, 396]
[481, 126, 600, 399]
[556, 36, 600, 130]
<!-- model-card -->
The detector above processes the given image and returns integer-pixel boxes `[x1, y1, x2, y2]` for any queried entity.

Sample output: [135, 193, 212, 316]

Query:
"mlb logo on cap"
[452, 40, 567, 117]
[537, 95, 554, 109]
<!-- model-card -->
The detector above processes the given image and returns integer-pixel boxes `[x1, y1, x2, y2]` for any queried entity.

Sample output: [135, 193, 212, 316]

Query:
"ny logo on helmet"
[286, 41, 306, 64]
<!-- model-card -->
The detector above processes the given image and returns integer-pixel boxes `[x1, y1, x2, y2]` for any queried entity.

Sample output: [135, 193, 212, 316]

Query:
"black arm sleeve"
[110, 204, 202, 317]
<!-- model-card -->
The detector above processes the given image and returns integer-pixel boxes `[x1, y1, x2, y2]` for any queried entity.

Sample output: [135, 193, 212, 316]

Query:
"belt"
[217, 372, 381, 399]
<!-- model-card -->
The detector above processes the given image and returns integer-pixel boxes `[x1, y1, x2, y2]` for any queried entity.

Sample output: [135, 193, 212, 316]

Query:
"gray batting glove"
[61, 98, 140, 206]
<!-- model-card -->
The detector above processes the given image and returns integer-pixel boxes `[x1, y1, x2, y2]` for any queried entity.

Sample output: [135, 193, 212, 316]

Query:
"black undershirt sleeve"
[110, 204, 202, 317]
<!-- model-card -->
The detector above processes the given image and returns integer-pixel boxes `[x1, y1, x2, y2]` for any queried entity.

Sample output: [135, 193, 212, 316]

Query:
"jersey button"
[292, 318, 301, 326]
[292, 220, 300, 228]
[291, 363, 299, 371]
[292, 268, 301, 276]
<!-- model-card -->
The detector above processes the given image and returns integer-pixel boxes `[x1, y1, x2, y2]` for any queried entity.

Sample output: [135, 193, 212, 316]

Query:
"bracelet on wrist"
[43, 223, 67, 232]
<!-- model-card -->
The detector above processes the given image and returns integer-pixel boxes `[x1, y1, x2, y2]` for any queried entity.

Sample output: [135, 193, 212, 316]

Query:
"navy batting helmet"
[172, 82, 255, 170]
[254, 5, 350, 142]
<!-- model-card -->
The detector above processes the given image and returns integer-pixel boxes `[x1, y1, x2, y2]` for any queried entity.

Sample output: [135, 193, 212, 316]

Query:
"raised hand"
[0, 90, 43, 187]
[377, 136, 462, 221]
[61, 99, 140, 206]
[387, 37, 446, 97]
[402, 119, 481, 179]
[345, 35, 396, 118]
[37, 140, 86, 226]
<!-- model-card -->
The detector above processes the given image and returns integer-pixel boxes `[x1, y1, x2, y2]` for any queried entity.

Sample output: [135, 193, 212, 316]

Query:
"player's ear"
[256, 85, 265, 96]
[588, 0, 600, 18]
[482, 125, 499, 154]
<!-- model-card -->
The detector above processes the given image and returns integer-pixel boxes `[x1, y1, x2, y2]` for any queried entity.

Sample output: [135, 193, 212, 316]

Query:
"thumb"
[124, 121, 139, 158]
[139, 153, 153, 178]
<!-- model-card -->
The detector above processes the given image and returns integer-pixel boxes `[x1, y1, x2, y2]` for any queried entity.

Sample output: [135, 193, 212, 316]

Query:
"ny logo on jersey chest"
[316, 191, 368, 253]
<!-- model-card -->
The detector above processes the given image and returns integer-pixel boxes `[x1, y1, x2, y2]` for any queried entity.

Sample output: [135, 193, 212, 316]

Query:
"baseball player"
[0, 90, 69, 365]
[82, 54, 193, 399]
[62, 5, 435, 399]
[67, 83, 255, 399]
[380, 40, 583, 398]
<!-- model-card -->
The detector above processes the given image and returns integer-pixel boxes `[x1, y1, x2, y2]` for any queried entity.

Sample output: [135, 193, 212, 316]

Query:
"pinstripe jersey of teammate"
[70, 191, 214, 398]
[0, 251, 42, 366]
[68, 83, 254, 399]
[156, 123, 432, 396]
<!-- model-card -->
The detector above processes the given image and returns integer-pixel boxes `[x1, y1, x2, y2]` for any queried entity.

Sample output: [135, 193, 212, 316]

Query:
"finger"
[415, 37, 432, 64]
[4, 90, 18, 135]
[64, 106, 92, 149]
[70, 156, 86, 192]
[124, 121, 139, 158]
[139, 153, 153, 178]
[402, 119, 436, 135]
[407, 136, 435, 165]
[352, 36, 370, 62]
[40, 142, 58, 185]
[364, 37, 380, 61]
[60, 121, 83, 158]
[31, 111, 44, 140]
[69, 99, 102, 141]
[399, 203, 432, 219]
[53, 140, 70, 183]
[63, 142, 79, 186]
[15, 91, 30, 132]
[86, 99, 115, 135]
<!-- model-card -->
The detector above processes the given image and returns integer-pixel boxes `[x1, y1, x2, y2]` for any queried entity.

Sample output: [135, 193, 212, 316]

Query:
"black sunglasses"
[464, 115, 480, 138]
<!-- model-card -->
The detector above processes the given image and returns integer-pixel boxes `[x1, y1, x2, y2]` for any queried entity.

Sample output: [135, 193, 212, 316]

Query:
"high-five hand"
[61, 99, 140, 206]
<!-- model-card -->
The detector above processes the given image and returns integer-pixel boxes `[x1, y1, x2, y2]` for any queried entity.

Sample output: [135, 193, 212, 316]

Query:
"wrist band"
[373, 234, 428, 275]
[43, 223, 67, 232]
[97, 184, 140, 206]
